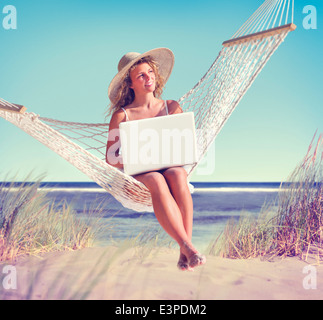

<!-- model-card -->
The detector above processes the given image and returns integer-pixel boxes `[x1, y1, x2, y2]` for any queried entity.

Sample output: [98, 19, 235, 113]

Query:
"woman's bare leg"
[162, 167, 193, 238]
[134, 172, 191, 246]
[134, 170, 205, 269]
[161, 167, 194, 270]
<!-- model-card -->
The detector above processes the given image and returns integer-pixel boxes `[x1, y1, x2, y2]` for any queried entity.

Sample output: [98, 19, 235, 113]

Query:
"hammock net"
[0, 0, 296, 212]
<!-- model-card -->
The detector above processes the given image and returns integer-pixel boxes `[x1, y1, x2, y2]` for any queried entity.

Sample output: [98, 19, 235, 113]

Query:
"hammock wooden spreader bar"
[223, 23, 296, 47]
[0, 100, 26, 114]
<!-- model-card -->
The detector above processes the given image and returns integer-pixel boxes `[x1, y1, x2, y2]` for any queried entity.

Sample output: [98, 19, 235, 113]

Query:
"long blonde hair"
[108, 56, 165, 116]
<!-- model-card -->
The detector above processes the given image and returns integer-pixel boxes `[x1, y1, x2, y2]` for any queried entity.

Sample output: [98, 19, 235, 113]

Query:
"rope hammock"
[0, 0, 296, 212]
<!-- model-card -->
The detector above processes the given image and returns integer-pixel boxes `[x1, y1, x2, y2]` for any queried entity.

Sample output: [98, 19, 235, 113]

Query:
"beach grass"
[0, 174, 106, 262]
[207, 132, 323, 261]
[0, 170, 173, 266]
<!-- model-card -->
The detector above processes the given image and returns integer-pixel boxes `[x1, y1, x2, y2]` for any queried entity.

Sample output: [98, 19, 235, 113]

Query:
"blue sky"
[0, 0, 322, 182]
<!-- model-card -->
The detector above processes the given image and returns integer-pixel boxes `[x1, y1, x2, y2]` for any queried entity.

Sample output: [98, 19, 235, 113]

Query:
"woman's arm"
[106, 110, 125, 169]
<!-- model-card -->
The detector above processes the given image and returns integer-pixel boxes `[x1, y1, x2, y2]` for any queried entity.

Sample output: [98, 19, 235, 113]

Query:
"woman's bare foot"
[177, 252, 194, 271]
[180, 242, 206, 269]
[188, 252, 207, 268]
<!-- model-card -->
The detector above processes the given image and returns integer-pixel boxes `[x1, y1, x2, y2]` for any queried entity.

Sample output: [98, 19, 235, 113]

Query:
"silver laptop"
[119, 112, 197, 175]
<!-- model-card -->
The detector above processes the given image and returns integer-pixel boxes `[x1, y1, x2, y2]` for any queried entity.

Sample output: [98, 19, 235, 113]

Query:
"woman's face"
[129, 62, 156, 95]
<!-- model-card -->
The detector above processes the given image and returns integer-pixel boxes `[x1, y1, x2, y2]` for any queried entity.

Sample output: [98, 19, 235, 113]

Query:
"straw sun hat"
[108, 48, 175, 104]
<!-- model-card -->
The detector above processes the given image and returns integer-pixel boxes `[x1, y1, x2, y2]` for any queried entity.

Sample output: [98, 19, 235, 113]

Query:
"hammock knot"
[29, 113, 40, 122]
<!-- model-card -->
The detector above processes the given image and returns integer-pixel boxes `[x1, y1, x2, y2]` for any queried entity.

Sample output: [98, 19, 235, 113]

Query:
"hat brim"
[108, 48, 174, 105]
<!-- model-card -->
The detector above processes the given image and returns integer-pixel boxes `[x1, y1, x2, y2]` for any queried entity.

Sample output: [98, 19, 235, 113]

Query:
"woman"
[106, 48, 206, 271]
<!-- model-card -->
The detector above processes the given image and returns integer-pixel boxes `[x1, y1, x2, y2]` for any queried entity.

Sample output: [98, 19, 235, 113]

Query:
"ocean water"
[36, 181, 281, 252]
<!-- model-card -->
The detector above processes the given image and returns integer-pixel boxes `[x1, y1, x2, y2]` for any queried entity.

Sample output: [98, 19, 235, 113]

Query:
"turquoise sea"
[35, 181, 281, 252]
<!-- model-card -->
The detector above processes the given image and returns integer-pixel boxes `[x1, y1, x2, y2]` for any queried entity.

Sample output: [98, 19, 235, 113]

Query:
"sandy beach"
[1, 246, 322, 300]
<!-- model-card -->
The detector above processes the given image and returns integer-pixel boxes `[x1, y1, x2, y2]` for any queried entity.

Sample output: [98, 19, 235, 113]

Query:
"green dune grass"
[207, 133, 323, 261]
